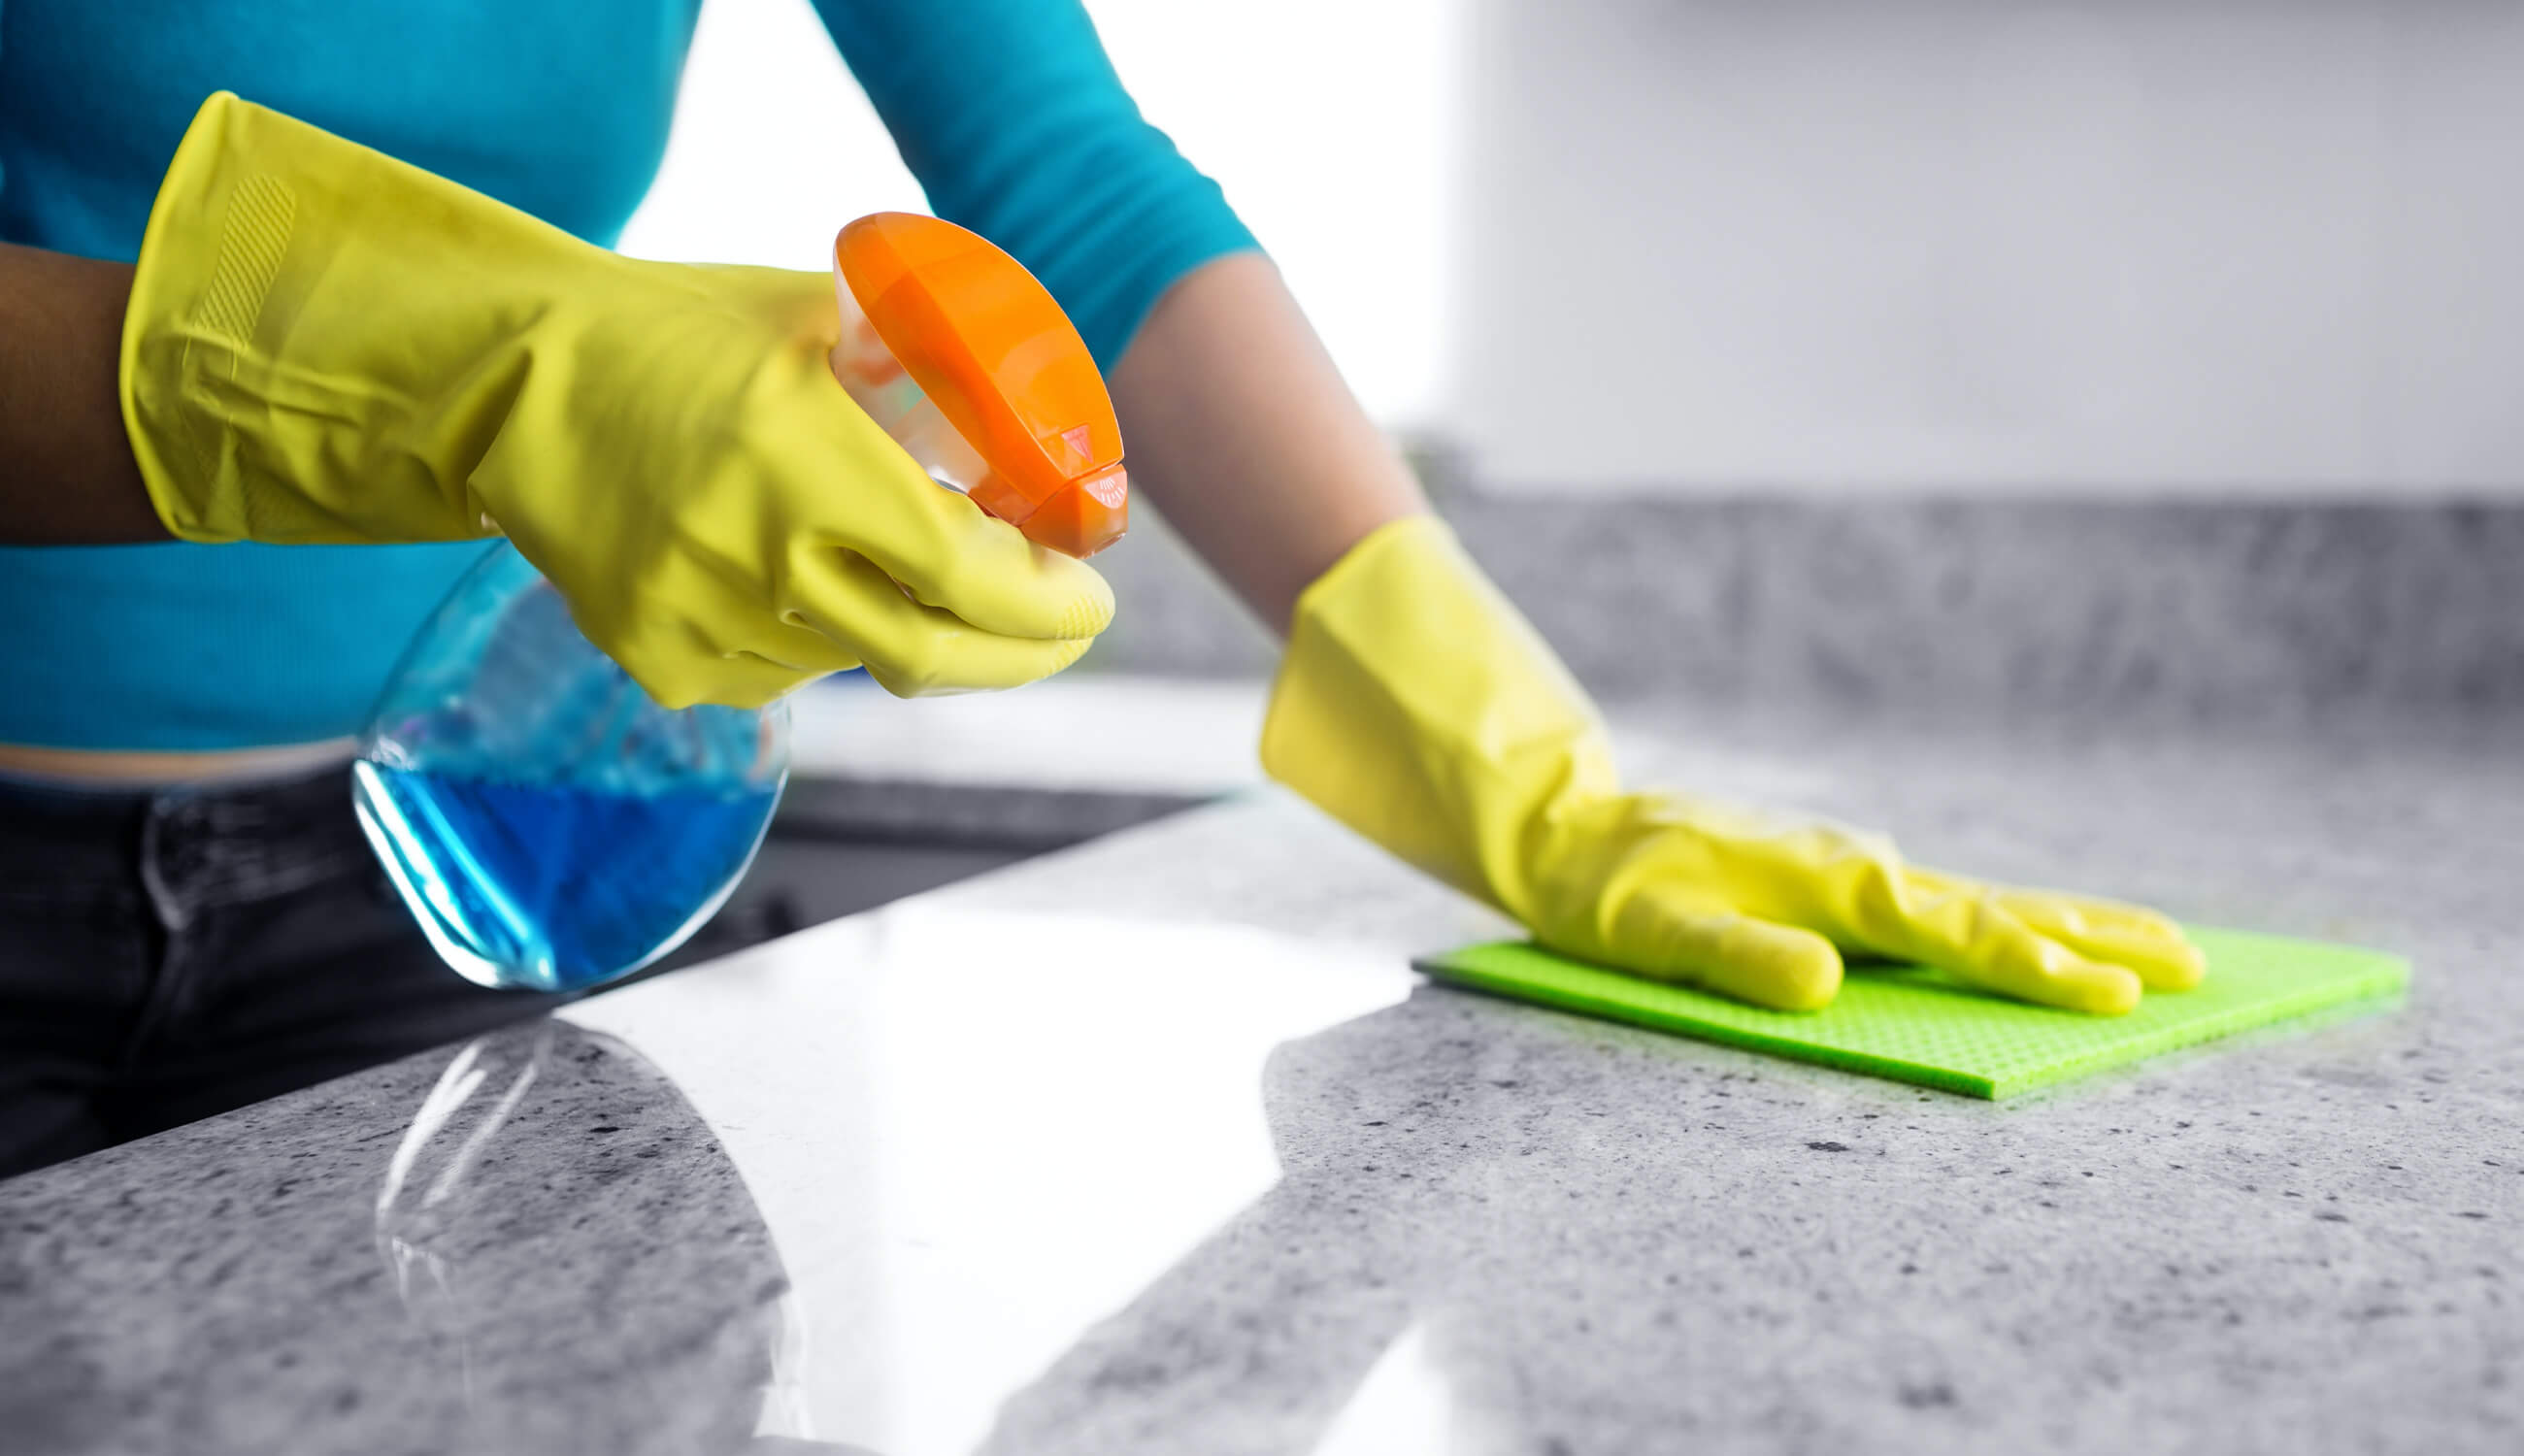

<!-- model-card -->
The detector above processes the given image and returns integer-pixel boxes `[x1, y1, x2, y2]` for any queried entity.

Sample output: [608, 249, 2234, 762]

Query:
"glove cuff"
[1260, 514, 1616, 916]
[119, 92, 588, 546]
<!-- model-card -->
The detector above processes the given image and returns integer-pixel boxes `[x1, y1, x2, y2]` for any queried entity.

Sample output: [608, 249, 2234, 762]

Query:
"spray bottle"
[351, 215, 1126, 994]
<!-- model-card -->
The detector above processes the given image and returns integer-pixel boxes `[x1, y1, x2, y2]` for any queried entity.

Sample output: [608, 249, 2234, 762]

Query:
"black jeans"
[0, 766, 562, 1179]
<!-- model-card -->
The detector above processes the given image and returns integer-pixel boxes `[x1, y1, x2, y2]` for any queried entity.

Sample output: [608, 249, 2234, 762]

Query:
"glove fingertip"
[1756, 935, 1843, 1011]
[1702, 920, 1843, 1012]
[2140, 937, 2209, 993]
[913, 516, 1114, 643]
[865, 629, 1094, 700]
[2055, 959, 2144, 1016]
[1052, 563, 1116, 640]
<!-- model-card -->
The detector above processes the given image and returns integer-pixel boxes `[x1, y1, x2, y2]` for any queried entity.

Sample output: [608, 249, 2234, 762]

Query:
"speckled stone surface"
[1, 719, 2516, 1451]
[1090, 498, 2524, 727]
[0, 1023, 787, 1456]
[964, 721, 2524, 1455]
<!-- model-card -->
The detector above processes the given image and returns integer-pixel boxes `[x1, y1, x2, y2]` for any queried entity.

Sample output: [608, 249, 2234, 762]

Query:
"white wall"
[1446, 0, 2524, 494]
[621, 0, 2524, 497]
[617, 0, 1460, 427]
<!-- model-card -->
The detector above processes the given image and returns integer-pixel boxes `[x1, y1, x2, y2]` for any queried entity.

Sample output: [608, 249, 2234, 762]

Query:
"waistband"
[0, 739, 358, 791]
[0, 764, 373, 922]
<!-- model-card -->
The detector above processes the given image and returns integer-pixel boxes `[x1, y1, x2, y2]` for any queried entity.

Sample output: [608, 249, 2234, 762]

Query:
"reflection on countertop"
[0, 1020, 801, 1455]
[3, 712, 2519, 1455]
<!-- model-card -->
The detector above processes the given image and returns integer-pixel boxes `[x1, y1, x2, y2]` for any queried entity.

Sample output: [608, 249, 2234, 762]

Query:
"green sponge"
[1417, 926, 2408, 1100]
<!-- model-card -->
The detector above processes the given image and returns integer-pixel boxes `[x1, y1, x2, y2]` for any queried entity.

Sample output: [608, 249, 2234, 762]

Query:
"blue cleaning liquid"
[352, 762, 778, 994]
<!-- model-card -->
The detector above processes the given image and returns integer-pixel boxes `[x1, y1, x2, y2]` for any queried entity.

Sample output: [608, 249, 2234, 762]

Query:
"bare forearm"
[1108, 251, 1426, 634]
[0, 243, 164, 544]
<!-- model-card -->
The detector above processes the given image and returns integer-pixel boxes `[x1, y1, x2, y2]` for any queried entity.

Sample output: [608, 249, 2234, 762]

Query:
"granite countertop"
[2, 710, 2517, 1455]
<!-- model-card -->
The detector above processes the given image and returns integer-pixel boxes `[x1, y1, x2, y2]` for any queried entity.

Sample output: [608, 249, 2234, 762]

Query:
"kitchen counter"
[2, 711, 2517, 1455]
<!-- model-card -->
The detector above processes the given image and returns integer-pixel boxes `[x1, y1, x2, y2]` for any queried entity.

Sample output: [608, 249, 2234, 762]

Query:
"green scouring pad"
[1417, 926, 2408, 1100]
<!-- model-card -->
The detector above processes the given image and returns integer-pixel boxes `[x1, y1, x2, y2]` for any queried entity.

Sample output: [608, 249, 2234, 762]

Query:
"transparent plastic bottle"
[351, 546, 786, 994]
[353, 214, 1127, 995]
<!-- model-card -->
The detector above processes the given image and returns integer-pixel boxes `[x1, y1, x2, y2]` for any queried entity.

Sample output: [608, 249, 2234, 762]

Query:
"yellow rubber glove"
[119, 93, 1112, 709]
[1262, 517, 2206, 1014]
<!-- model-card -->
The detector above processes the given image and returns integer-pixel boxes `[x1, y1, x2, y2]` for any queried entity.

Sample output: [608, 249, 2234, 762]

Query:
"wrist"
[1262, 511, 1619, 914]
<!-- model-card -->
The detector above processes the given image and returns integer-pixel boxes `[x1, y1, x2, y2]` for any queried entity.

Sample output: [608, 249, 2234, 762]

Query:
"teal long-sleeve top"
[0, 0, 1254, 749]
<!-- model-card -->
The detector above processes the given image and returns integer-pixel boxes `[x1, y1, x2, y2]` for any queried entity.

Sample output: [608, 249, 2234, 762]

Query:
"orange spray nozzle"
[834, 214, 1127, 558]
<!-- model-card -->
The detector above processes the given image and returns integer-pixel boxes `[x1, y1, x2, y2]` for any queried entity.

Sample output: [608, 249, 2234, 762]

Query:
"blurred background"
[630, 0, 2522, 970]
[625, 0, 2524, 498]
